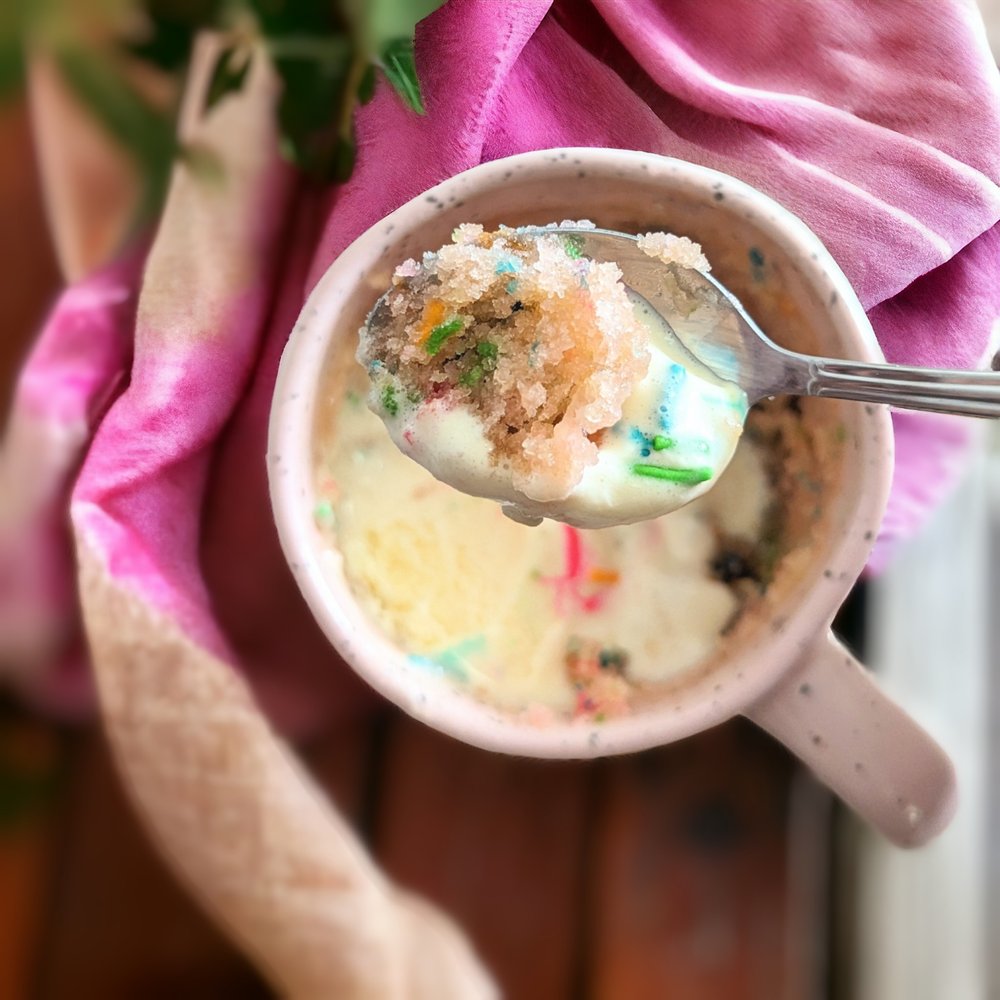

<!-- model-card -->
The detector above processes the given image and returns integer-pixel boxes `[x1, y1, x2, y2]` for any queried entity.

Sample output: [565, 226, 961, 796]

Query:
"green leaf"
[55, 47, 176, 162]
[272, 46, 352, 180]
[122, 6, 202, 72]
[0, 0, 28, 100]
[204, 44, 252, 114]
[0, 38, 24, 101]
[379, 36, 424, 114]
[333, 133, 356, 181]
[54, 46, 177, 219]
[345, 0, 447, 56]
[357, 62, 376, 105]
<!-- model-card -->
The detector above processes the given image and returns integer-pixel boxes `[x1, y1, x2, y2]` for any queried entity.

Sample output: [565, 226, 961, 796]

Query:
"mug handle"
[744, 631, 956, 847]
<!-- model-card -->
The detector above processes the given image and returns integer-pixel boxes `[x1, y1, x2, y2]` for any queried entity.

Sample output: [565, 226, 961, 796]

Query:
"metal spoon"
[532, 226, 1000, 418]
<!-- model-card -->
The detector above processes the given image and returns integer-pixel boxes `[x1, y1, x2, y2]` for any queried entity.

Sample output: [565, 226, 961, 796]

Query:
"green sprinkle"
[406, 389, 422, 404]
[425, 318, 464, 355]
[476, 341, 498, 361]
[460, 364, 485, 386]
[313, 500, 334, 522]
[380, 383, 399, 416]
[563, 235, 585, 259]
[632, 464, 713, 484]
[651, 435, 675, 452]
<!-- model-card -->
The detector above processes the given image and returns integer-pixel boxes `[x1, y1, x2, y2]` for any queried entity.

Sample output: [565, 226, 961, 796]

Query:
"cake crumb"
[637, 232, 710, 272]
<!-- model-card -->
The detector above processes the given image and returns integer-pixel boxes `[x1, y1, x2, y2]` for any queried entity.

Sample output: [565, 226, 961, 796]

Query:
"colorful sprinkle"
[476, 341, 498, 361]
[541, 525, 610, 614]
[313, 500, 334, 522]
[632, 463, 713, 484]
[505, 279, 519, 295]
[460, 364, 485, 386]
[658, 364, 687, 431]
[562, 235, 585, 259]
[425, 317, 464, 355]
[408, 634, 487, 683]
[589, 567, 620, 585]
[416, 298, 446, 345]
[651, 434, 675, 451]
[380, 382, 399, 416]
[495, 258, 521, 275]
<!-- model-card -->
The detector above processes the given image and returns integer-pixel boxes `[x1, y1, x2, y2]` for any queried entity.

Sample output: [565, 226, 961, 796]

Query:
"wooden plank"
[0, 715, 62, 1000]
[33, 731, 270, 999]
[31, 716, 377, 999]
[374, 713, 591, 1000]
[300, 714, 379, 831]
[587, 721, 825, 1000]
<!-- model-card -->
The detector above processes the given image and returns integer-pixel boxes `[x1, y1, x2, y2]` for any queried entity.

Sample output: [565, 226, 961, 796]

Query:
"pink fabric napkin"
[0, 4, 999, 987]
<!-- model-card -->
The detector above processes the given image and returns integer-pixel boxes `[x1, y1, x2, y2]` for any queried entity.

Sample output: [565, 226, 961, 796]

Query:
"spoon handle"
[803, 358, 1000, 418]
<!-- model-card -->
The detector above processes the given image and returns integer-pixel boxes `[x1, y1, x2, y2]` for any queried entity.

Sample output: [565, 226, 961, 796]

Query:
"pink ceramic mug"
[268, 148, 956, 848]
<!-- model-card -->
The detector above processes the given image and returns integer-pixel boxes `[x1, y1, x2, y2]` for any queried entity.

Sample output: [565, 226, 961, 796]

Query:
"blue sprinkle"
[659, 364, 687, 431]
[506, 279, 518, 294]
[495, 258, 521, 275]
[628, 425, 655, 458]
[410, 634, 487, 683]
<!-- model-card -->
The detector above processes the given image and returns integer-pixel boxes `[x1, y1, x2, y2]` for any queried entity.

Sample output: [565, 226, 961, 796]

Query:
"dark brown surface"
[1, 714, 830, 1000]
[0, 101, 61, 417]
[0, 95, 833, 1000]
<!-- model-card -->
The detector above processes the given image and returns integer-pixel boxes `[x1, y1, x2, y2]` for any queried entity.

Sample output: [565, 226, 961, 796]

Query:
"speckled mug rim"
[268, 148, 893, 758]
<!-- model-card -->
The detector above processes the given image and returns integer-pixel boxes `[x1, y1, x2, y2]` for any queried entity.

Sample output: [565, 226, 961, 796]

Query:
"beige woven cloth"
[28, 39, 496, 999]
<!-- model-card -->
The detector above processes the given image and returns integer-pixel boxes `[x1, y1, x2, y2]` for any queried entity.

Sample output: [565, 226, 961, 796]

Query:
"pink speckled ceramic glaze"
[269, 149, 955, 848]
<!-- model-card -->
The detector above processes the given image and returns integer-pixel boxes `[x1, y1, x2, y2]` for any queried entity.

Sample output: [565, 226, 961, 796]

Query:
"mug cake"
[311, 224, 844, 722]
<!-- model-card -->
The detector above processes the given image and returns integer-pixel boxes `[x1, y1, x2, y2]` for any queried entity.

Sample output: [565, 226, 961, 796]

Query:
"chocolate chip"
[711, 550, 758, 583]
[598, 648, 628, 673]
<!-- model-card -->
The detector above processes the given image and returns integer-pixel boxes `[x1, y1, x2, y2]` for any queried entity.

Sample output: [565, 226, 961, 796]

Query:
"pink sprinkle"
[563, 525, 583, 580]
[541, 525, 613, 616]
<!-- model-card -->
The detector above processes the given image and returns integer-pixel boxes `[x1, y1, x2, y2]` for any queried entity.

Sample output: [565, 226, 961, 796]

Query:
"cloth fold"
[2, 1, 999, 994]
